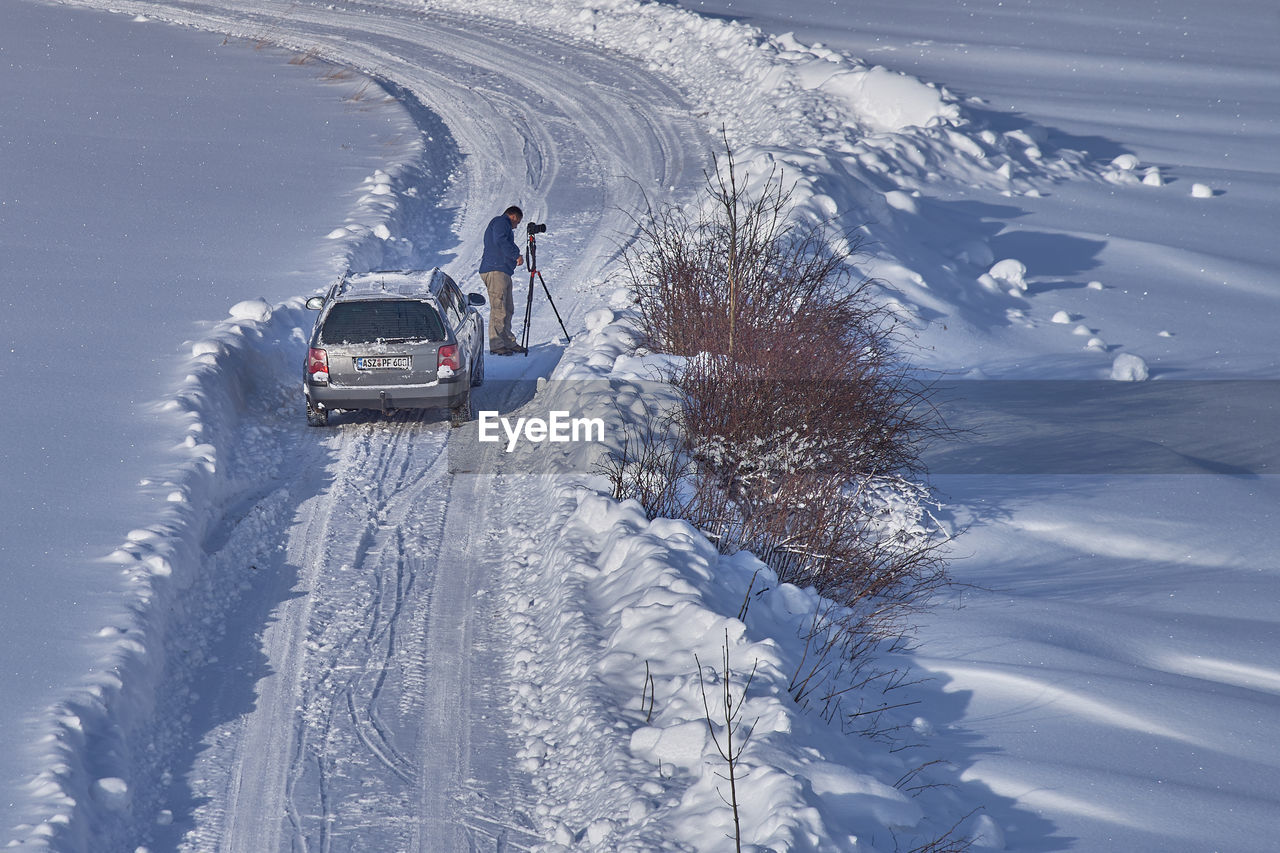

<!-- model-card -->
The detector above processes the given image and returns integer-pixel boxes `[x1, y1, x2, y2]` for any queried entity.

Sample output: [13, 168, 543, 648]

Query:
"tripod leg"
[520, 271, 535, 350]
[537, 271, 572, 343]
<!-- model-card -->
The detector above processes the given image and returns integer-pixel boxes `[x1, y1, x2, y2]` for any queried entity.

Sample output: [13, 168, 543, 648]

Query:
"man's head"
[504, 205, 523, 225]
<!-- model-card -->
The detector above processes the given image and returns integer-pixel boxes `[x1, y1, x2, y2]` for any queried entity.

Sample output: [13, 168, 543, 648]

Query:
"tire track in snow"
[60, 0, 703, 296]
[39, 1, 707, 849]
[209, 426, 355, 853]
[203, 417, 453, 853]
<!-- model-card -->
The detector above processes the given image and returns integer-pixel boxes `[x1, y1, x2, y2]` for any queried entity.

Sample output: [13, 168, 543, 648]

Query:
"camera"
[526, 221, 547, 235]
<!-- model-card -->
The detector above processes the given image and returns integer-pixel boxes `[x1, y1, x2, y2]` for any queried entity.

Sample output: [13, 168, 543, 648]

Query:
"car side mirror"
[467, 292, 487, 307]
[305, 296, 326, 310]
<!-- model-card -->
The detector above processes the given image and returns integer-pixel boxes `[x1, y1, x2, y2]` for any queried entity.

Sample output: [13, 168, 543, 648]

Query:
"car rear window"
[320, 300, 445, 344]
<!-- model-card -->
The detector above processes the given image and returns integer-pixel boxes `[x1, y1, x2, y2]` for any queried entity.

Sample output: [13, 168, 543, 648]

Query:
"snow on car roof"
[336, 268, 443, 300]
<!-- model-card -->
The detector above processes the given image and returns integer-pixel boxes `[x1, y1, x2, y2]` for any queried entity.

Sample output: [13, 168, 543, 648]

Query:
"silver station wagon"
[302, 269, 485, 427]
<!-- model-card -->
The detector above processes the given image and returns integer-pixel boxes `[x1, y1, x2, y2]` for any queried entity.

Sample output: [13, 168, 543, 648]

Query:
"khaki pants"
[481, 270, 518, 350]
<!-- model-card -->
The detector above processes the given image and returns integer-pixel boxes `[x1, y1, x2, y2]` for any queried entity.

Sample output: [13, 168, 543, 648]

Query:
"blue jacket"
[479, 214, 521, 275]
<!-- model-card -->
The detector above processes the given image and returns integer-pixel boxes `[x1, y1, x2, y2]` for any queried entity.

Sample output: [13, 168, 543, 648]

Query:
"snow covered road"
[13, 0, 1280, 849]
[68, 0, 705, 291]
[17, 0, 706, 848]
[182, 417, 535, 852]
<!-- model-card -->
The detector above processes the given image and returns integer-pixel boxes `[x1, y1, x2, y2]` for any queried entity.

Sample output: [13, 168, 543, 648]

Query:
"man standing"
[479, 205, 526, 355]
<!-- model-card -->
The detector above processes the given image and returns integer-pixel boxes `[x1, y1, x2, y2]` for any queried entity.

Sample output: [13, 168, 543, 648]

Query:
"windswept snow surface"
[0, 0, 425, 841]
[8, 0, 1280, 850]
[666, 0, 1280, 850]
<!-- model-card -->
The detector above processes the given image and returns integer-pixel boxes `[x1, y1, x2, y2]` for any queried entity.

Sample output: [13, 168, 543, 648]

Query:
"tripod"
[519, 232, 571, 355]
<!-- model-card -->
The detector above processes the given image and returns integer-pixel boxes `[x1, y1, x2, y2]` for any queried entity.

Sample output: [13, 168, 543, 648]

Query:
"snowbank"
[497, 312, 974, 851]
[9, 43, 450, 849]
[18, 297, 317, 850]
[416, 0, 1199, 378]
[421, 0, 1119, 205]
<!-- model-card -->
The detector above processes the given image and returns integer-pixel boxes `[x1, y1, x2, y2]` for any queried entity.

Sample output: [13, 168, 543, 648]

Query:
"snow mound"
[811, 64, 962, 133]
[191, 340, 222, 358]
[91, 777, 129, 812]
[1110, 154, 1140, 171]
[981, 258, 1029, 292]
[966, 812, 1007, 849]
[1111, 352, 1150, 381]
[507, 487, 937, 848]
[228, 298, 271, 323]
[584, 307, 615, 332]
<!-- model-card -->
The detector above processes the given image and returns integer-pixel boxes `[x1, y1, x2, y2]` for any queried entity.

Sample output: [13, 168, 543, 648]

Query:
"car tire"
[470, 346, 485, 388]
[306, 398, 329, 427]
[449, 386, 473, 428]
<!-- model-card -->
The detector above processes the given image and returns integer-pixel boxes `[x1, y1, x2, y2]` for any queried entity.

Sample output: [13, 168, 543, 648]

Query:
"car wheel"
[449, 386, 473, 428]
[306, 398, 329, 427]
[470, 345, 485, 387]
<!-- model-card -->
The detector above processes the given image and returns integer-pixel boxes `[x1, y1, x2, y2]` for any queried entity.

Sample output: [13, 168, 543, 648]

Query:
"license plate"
[355, 356, 410, 370]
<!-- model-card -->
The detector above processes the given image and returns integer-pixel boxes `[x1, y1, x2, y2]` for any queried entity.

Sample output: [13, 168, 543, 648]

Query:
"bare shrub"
[595, 396, 690, 520]
[624, 140, 879, 361]
[615, 135, 948, 637]
[695, 632, 759, 853]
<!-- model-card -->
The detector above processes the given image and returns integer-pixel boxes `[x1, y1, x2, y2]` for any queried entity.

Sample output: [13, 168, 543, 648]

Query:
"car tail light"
[308, 348, 329, 383]
[437, 344, 461, 371]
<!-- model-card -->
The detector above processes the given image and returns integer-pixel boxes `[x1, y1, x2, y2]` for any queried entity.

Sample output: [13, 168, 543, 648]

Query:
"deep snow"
[679, 0, 1280, 379]
[0, 0, 422, 837]
[665, 0, 1280, 848]
[5, 0, 1279, 850]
